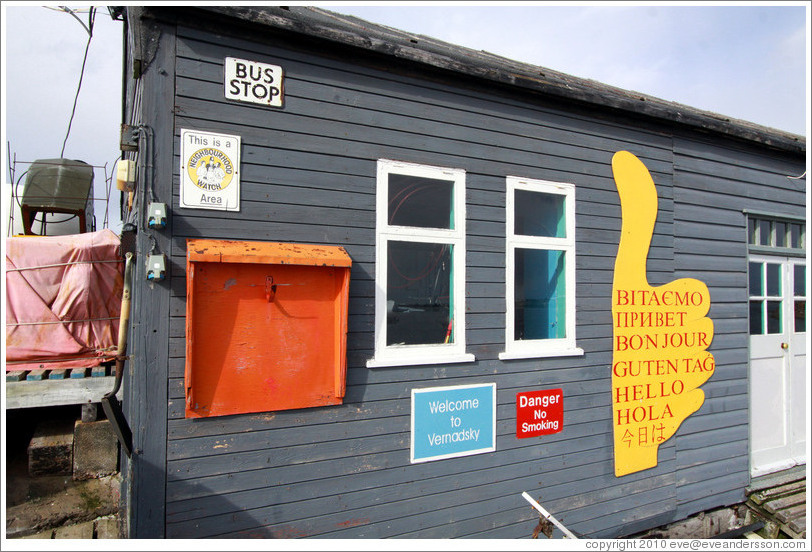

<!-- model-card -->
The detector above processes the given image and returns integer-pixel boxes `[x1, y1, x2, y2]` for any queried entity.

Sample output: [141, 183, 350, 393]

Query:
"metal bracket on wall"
[120, 124, 139, 152]
[265, 276, 276, 302]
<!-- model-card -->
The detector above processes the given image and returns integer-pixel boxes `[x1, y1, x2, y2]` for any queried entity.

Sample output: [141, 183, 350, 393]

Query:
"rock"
[95, 516, 121, 538]
[73, 420, 118, 480]
[28, 419, 75, 477]
[4, 474, 121, 538]
[54, 520, 95, 539]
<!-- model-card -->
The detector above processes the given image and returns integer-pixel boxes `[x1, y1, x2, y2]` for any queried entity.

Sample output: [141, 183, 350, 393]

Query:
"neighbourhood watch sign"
[180, 129, 241, 211]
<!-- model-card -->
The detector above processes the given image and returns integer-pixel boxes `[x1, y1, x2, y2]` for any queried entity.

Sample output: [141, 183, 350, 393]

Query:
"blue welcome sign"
[411, 383, 496, 463]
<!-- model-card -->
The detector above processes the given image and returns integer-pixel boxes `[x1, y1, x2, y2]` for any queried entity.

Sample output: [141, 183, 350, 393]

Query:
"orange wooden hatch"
[185, 239, 351, 418]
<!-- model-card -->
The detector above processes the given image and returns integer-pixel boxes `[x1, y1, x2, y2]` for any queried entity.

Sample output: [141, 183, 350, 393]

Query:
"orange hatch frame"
[185, 239, 352, 418]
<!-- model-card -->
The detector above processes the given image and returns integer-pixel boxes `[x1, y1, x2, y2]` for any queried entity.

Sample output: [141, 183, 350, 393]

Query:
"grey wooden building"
[118, 6, 806, 539]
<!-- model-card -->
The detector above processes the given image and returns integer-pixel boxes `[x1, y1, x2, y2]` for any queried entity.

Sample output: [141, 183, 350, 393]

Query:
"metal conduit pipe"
[101, 251, 134, 457]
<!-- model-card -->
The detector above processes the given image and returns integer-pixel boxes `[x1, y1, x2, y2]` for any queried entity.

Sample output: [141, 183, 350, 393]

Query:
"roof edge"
[155, 5, 807, 154]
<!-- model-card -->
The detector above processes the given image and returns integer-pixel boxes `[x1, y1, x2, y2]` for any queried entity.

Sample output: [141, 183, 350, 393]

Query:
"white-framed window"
[367, 159, 474, 368]
[500, 176, 583, 360]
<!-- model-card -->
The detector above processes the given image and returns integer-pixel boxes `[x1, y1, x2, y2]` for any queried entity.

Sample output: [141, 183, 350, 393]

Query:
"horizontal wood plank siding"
[160, 21, 680, 539]
[671, 135, 805, 521]
[135, 12, 805, 539]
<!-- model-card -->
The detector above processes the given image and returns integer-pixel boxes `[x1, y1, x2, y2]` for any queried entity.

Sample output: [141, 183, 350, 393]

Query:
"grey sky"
[2, 3, 808, 235]
[2, 5, 123, 232]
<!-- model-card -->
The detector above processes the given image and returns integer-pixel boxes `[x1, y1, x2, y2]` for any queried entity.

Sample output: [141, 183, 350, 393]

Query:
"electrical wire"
[60, 7, 96, 158]
[56, 5, 94, 33]
[13, 159, 110, 169]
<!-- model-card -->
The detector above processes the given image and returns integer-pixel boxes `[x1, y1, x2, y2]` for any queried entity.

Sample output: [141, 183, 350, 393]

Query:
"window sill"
[498, 347, 584, 361]
[367, 353, 476, 368]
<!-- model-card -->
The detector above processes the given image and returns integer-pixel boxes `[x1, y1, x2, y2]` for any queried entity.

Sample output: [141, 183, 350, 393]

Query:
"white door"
[749, 256, 807, 476]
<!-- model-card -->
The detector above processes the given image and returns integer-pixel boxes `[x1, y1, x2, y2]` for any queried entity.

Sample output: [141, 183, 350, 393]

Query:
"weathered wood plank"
[762, 491, 806, 515]
[47, 369, 68, 380]
[5, 377, 119, 409]
[750, 480, 806, 505]
[5, 371, 26, 382]
[746, 465, 806, 494]
[174, 31, 675, 159]
[125, 13, 175, 539]
[167, 434, 615, 521]
[675, 440, 748, 470]
[119, 11, 805, 540]
[788, 515, 806, 536]
[675, 488, 745, 522]
[176, 78, 677, 185]
[774, 503, 806, 524]
[170, 452, 614, 536]
[26, 369, 48, 381]
[91, 365, 109, 377]
[674, 135, 804, 175]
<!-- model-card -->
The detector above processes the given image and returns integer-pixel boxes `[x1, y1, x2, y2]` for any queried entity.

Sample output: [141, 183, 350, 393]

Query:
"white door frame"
[748, 255, 807, 477]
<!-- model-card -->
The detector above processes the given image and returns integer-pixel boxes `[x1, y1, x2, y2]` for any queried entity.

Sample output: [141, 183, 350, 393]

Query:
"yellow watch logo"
[611, 151, 715, 477]
[187, 148, 234, 192]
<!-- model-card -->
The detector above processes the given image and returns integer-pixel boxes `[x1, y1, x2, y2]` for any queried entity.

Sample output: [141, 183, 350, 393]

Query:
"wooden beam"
[5, 377, 121, 409]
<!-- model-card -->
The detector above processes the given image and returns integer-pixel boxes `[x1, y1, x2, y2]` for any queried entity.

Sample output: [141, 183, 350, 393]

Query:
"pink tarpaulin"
[5, 230, 123, 370]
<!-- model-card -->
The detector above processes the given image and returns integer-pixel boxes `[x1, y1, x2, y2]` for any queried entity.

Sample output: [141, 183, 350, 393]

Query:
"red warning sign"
[516, 388, 563, 439]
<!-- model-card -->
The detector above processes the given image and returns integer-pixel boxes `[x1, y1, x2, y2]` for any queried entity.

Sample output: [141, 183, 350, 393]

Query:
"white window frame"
[367, 159, 474, 368]
[500, 176, 583, 360]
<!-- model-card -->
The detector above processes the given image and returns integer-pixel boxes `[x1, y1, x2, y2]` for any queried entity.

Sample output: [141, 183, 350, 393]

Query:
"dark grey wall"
[672, 138, 805, 520]
[122, 11, 173, 539]
[125, 13, 805, 539]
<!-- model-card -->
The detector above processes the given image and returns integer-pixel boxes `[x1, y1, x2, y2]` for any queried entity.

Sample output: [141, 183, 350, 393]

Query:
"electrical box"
[185, 239, 352, 418]
[116, 159, 136, 191]
[147, 202, 167, 229]
[146, 254, 166, 281]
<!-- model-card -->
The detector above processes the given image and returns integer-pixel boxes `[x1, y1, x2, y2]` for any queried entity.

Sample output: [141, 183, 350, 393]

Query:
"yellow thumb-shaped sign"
[611, 151, 715, 477]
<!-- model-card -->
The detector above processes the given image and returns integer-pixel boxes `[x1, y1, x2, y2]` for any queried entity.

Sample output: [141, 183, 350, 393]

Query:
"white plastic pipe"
[522, 491, 579, 540]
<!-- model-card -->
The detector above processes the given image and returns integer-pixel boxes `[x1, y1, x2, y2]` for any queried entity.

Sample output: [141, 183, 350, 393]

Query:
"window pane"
[514, 190, 566, 238]
[790, 224, 802, 249]
[388, 174, 453, 229]
[748, 218, 757, 245]
[795, 300, 806, 333]
[795, 265, 806, 333]
[515, 249, 566, 340]
[766, 264, 781, 296]
[794, 265, 806, 296]
[767, 301, 782, 334]
[749, 300, 763, 335]
[775, 221, 787, 248]
[749, 262, 763, 296]
[387, 241, 452, 345]
[758, 220, 771, 246]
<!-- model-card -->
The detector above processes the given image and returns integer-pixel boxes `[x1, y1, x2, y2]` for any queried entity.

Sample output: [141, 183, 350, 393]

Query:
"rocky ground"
[5, 406, 123, 539]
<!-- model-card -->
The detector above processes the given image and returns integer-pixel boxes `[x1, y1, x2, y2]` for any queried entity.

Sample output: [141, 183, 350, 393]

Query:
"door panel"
[749, 257, 806, 476]
[789, 262, 806, 461]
